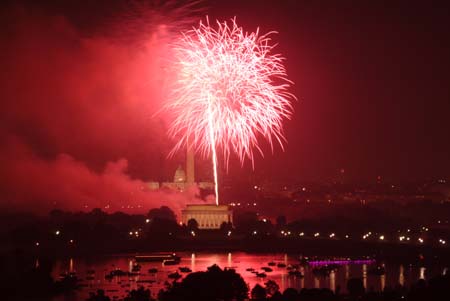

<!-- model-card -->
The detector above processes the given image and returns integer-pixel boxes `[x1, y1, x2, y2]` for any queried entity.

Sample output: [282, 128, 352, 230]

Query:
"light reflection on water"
[51, 252, 445, 301]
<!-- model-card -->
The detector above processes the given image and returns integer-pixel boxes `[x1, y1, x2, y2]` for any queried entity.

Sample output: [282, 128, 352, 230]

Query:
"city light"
[379, 235, 385, 241]
[55, 230, 60, 235]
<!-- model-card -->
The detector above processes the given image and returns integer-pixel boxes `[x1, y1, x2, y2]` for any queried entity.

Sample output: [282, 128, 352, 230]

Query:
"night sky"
[1, 0, 449, 212]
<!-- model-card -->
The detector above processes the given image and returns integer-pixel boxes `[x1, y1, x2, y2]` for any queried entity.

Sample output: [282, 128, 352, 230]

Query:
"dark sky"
[1, 0, 449, 212]
[206, 0, 450, 183]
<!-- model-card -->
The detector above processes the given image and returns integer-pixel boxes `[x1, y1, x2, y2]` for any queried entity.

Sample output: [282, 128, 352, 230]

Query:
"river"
[51, 252, 447, 300]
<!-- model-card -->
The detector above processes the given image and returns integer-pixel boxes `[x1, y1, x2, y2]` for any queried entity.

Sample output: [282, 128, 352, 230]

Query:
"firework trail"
[167, 18, 295, 204]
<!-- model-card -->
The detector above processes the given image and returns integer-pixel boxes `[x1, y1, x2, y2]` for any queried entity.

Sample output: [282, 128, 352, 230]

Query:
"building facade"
[181, 204, 233, 229]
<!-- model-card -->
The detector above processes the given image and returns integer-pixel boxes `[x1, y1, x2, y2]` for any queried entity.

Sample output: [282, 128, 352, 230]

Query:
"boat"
[163, 258, 180, 266]
[179, 267, 192, 273]
[277, 263, 287, 268]
[132, 264, 141, 272]
[312, 266, 336, 277]
[268, 261, 276, 266]
[261, 267, 273, 272]
[246, 268, 255, 272]
[288, 270, 304, 277]
[256, 272, 267, 278]
[135, 253, 181, 262]
[168, 272, 182, 280]
[148, 268, 158, 274]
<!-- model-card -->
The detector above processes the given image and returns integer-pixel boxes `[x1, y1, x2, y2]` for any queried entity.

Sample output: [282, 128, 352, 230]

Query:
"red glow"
[166, 18, 295, 203]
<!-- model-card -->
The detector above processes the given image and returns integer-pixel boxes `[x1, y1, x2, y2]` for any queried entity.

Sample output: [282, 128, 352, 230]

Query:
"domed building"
[147, 148, 232, 230]
[174, 165, 186, 183]
[147, 148, 214, 192]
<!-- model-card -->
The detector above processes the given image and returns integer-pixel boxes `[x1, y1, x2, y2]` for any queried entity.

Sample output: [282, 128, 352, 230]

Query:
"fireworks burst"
[167, 18, 295, 204]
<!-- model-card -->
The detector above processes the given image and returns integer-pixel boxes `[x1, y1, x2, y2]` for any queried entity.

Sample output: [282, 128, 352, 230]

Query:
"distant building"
[148, 147, 214, 192]
[181, 204, 233, 229]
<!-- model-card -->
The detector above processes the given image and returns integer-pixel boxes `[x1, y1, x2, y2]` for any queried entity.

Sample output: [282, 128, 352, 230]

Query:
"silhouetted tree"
[251, 284, 266, 300]
[147, 206, 176, 221]
[146, 218, 179, 238]
[187, 218, 199, 232]
[282, 288, 299, 301]
[234, 211, 258, 232]
[220, 221, 233, 233]
[124, 286, 154, 301]
[87, 289, 111, 301]
[158, 264, 248, 301]
[265, 280, 280, 298]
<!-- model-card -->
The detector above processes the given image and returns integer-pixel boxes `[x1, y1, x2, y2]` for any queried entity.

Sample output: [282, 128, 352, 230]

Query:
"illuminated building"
[181, 204, 233, 229]
[148, 147, 214, 191]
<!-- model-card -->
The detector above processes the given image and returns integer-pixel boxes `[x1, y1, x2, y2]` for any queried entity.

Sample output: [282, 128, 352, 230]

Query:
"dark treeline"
[1, 207, 449, 262]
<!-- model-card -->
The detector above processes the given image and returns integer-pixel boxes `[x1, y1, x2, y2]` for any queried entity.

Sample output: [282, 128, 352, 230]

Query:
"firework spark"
[167, 18, 295, 204]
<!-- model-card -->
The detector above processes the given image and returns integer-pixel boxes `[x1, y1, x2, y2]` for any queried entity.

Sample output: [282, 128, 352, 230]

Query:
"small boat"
[246, 268, 255, 272]
[288, 270, 303, 277]
[148, 268, 158, 274]
[109, 269, 127, 277]
[168, 272, 182, 280]
[179, 267, 192, 273]
[256, 272, 267, 278]
[268, 261, 276, 266]
[135, 253, 180, 262]
[261, 267, 273, 272]
[163, 259, 180, 266]
[312, 266, 333, 277]
[277, 263, 286, 268]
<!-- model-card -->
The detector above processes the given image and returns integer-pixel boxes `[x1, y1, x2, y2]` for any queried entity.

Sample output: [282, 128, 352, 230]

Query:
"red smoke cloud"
[0, 4, 204, 215]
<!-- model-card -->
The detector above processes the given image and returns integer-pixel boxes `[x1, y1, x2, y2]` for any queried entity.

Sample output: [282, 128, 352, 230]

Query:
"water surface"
[51, 252, 446, 300]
